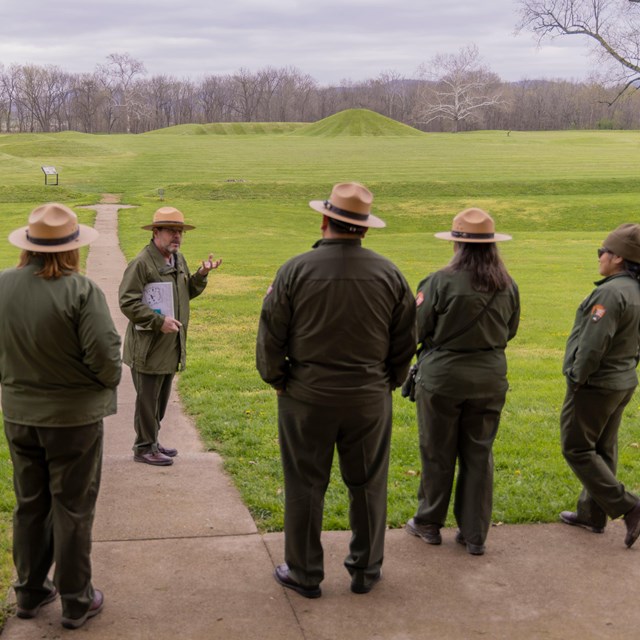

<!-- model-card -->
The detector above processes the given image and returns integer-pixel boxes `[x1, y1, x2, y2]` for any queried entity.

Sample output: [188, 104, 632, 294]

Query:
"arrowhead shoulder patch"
[590, 304, 606, 322]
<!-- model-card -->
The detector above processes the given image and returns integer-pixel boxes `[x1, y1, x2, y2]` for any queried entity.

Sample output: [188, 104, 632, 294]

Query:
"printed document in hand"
[136, 282, 174, 330]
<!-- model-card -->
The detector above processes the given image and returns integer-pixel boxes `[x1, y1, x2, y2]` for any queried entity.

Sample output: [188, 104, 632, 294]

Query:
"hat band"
[26, 228, 80, 246]
[154, 221, 184, 226]
[324, 201, 369, 222]
[452, 230, 495, 240]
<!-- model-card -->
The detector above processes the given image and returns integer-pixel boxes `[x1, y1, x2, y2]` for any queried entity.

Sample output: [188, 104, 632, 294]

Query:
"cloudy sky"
[1, 0, 594, 84]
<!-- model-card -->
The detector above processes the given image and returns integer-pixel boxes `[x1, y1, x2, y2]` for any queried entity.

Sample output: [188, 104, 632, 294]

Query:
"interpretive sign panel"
[41, 166, 58, 185]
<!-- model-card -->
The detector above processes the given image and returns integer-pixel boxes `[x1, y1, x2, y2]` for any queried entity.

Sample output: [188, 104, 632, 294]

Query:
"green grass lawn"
[0, 112, 639, 618]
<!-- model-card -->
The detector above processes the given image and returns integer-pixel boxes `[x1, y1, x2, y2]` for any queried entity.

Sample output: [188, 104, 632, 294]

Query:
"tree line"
[1, 52, 639, 134]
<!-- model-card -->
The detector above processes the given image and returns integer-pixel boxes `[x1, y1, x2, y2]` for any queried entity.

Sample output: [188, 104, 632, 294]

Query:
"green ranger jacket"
[563, 272, 640, 390]
[256, 238, 417, 406]
[119, 241, 208, 374]
[0, 261, 122, 426]
[415, 269, 520, 398]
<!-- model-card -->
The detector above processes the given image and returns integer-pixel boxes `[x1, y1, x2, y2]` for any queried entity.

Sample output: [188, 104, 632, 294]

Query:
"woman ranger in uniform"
[0, 204, 121, 629]
[559, 223, 640, 547]
[405, 208, 520, 555]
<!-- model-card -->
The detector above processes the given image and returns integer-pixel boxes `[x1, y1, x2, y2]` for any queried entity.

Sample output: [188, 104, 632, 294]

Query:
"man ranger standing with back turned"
[257, 182, 416, 597]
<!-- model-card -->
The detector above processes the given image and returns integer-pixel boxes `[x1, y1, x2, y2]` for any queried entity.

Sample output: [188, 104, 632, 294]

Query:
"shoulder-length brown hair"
[18, 249, 80, 279]
[444, 242, 512, 293]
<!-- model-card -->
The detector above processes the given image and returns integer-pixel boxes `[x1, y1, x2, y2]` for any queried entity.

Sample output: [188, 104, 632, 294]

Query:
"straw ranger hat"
[435, 208, 511, 243]
[142, 206, 195, 231]
[9, 203, 99, 252]
[309, 182, 386, 228]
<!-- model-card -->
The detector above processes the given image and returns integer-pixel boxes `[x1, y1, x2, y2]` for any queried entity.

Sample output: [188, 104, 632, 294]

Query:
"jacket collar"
[312, 238, 362, 249]
[594, 272, 633, 286]
[147, 240, 178, 275]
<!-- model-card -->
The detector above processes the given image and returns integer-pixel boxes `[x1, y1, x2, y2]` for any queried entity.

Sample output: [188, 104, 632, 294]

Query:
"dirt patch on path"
[100, 193, 121, 204]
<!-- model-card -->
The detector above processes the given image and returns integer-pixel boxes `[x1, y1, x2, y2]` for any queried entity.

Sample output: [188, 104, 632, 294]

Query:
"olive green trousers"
[413, 389, 506, 547]
[5, 420, 102, 620]
[131, 369, 174, 454]
[561, 383, 638, 528]
[277, 393, 392, 588]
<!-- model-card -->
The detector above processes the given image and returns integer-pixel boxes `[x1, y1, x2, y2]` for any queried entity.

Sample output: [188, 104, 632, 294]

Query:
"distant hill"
[144, 110, 424, 137]
[294, 109, 424, 137]
[145, 122, 306, 135]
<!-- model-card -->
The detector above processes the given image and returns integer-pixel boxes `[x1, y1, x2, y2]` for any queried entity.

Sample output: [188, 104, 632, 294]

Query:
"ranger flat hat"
[142, 206, 195, 231]
[603, 223, 640, 264]
[309, 182, 386, 228]
[9, 203, 99, 253]
[435, 208, 512, 243]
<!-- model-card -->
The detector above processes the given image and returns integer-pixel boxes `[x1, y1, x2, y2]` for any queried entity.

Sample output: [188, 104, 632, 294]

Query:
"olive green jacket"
[415, 269, 520, 398]
[0, 261, 122, 426]
[119, 241, 208, 374]
[256, 238, 416, 406]
[563, 273, 640, 390]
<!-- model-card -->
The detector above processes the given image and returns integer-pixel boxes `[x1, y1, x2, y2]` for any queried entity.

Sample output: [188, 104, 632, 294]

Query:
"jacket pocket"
[133, 330, 157, 368]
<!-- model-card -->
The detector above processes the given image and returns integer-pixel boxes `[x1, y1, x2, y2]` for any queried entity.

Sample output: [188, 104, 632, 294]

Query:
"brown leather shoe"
[274, 564, 321, 599]
[456, 531, 485, 556]
[158, 444, 178, 457]
[624, 501, 640, 548]
[133, 451, 173, 466]
[61, 589, 104, 629]
[16, 587, 57, 619]
[559, 511, 605, 534]
[405, 518, 442, 545]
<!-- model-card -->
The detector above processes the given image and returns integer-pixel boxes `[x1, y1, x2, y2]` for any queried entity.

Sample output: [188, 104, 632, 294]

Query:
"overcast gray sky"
[1, 0, 594, 84]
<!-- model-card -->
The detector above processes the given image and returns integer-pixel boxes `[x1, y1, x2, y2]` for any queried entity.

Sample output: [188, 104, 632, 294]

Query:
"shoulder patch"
[416, 291, 424, 307]
[590, 304, 606, 322]
[265, 284, 273, 298]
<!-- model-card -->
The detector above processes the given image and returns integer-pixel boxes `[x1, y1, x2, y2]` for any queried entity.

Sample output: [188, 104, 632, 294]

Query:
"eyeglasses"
[158, 227, 184, 236]
[597, 247, 611, 258]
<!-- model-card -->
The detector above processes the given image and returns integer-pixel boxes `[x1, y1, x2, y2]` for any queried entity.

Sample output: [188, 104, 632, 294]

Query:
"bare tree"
[230, 68, 264, 121]
[0, 64, 14, 132]
[171, 79, 197, 125]
[374, 70, 412, 122]
[14, 65, 72, 132]
[517, 0, 640, 103]
[98, 52, 146, 132]
[414, 44, 505, 132]
[70, 73, 108, 133]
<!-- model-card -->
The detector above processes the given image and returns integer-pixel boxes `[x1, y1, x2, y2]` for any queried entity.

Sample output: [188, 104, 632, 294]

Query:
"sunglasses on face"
[597, 247, 611, 258]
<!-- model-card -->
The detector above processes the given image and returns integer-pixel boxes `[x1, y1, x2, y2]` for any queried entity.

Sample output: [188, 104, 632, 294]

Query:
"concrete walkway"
[3, 204, 640, 639]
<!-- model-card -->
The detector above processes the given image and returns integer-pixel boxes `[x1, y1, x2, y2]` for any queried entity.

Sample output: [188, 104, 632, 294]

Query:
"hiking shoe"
[559, 511, 605, 534]
[61, 589, 104, 630]
[16, 587, 57, 619]
[405, 518, 442, 545]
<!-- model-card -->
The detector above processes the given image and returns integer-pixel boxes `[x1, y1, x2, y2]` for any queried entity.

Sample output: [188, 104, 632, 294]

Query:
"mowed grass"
[0, 112, 638, 594]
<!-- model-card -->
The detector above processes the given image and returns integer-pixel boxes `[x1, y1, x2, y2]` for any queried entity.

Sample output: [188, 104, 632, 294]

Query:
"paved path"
[3, 204, 640, 639]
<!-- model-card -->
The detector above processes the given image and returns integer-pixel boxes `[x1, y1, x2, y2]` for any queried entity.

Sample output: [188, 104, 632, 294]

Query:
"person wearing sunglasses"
[560, 223, 640, 547]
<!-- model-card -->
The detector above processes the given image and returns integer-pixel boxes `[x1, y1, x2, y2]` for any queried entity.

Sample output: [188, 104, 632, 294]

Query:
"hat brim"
[8, 224, 99, 253]
[142, 222, 196, 231]
[434, 231, 512, 243]
[309, 200, 386, 229]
